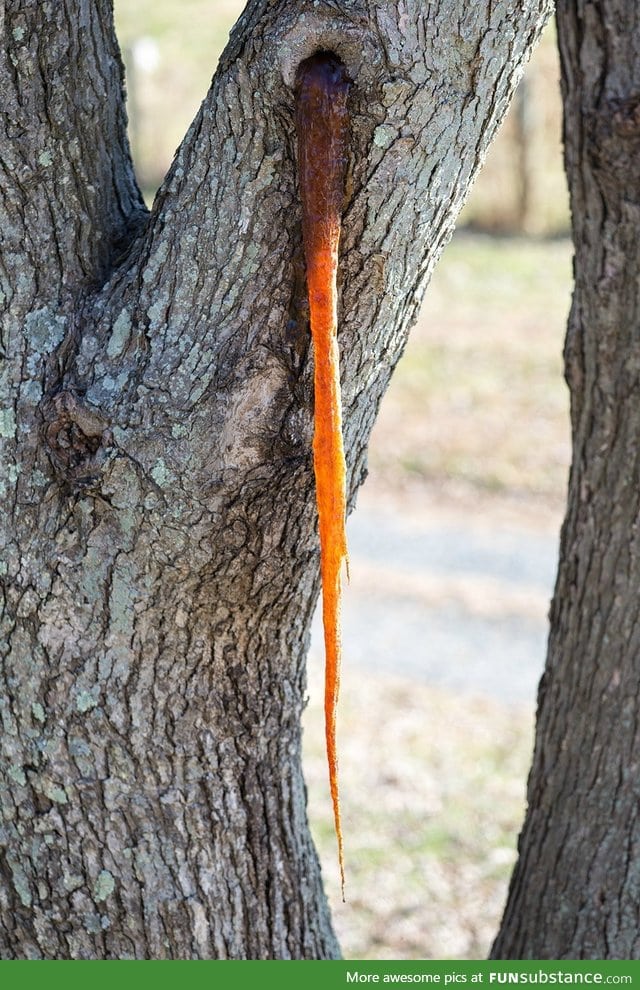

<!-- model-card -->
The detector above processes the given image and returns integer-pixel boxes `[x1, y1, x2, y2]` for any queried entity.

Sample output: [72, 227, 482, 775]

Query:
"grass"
[368, 232, 573, 500]
[303, 663, 534, 959]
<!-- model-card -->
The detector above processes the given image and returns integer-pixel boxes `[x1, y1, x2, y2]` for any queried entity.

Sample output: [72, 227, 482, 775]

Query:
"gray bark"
[493, 0, 640, 960]
[1, 0, 550, 959]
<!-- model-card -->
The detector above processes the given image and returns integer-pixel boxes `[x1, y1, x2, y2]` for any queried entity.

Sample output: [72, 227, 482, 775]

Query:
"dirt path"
[310, 485, 564, 705]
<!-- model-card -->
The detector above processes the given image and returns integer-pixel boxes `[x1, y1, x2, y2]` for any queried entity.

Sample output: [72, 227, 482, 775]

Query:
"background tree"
[493, 0, 640, 959]
[0, 0, 551, 959]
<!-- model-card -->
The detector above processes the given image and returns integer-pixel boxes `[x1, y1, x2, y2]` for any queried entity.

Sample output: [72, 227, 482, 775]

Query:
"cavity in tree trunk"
[0, 0, 550, 959]
[493, 0, 640, 959]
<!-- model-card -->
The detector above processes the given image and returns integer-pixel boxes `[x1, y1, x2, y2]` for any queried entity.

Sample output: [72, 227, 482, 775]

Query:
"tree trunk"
[493, 0, 640, 960]
[0, 0, 551, 959]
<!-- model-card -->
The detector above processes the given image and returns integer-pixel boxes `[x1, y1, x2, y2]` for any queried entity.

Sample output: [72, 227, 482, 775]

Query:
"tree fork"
[1, 0, 552, 960]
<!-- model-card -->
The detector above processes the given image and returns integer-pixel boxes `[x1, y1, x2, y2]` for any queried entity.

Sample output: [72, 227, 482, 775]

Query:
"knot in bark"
[42, 390, 112, 485]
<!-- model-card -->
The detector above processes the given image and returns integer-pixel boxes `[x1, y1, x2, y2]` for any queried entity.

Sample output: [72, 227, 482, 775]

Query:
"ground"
[303, 233, 572, 959]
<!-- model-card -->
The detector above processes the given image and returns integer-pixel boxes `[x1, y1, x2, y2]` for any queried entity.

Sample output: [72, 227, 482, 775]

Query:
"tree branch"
[1, 0, 144, 514]
[1, 0, 144, 313]
[63, 0, 552, 508]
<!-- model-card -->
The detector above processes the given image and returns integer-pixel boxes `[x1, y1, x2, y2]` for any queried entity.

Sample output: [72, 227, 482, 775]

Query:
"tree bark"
[0, 0, 551, 959]
[493, 0, 640, 960]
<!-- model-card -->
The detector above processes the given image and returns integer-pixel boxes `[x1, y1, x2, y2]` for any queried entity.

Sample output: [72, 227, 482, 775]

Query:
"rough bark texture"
[0, 0, 550, 960]
[493, 0, 640, 960]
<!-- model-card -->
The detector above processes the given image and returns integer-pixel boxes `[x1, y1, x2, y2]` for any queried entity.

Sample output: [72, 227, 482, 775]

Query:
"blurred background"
[113, 1, 572, 959]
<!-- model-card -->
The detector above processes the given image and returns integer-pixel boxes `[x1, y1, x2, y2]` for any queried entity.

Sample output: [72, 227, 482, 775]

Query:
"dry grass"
[369, 232, 573, 501]
[303, 663, 534, 959]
